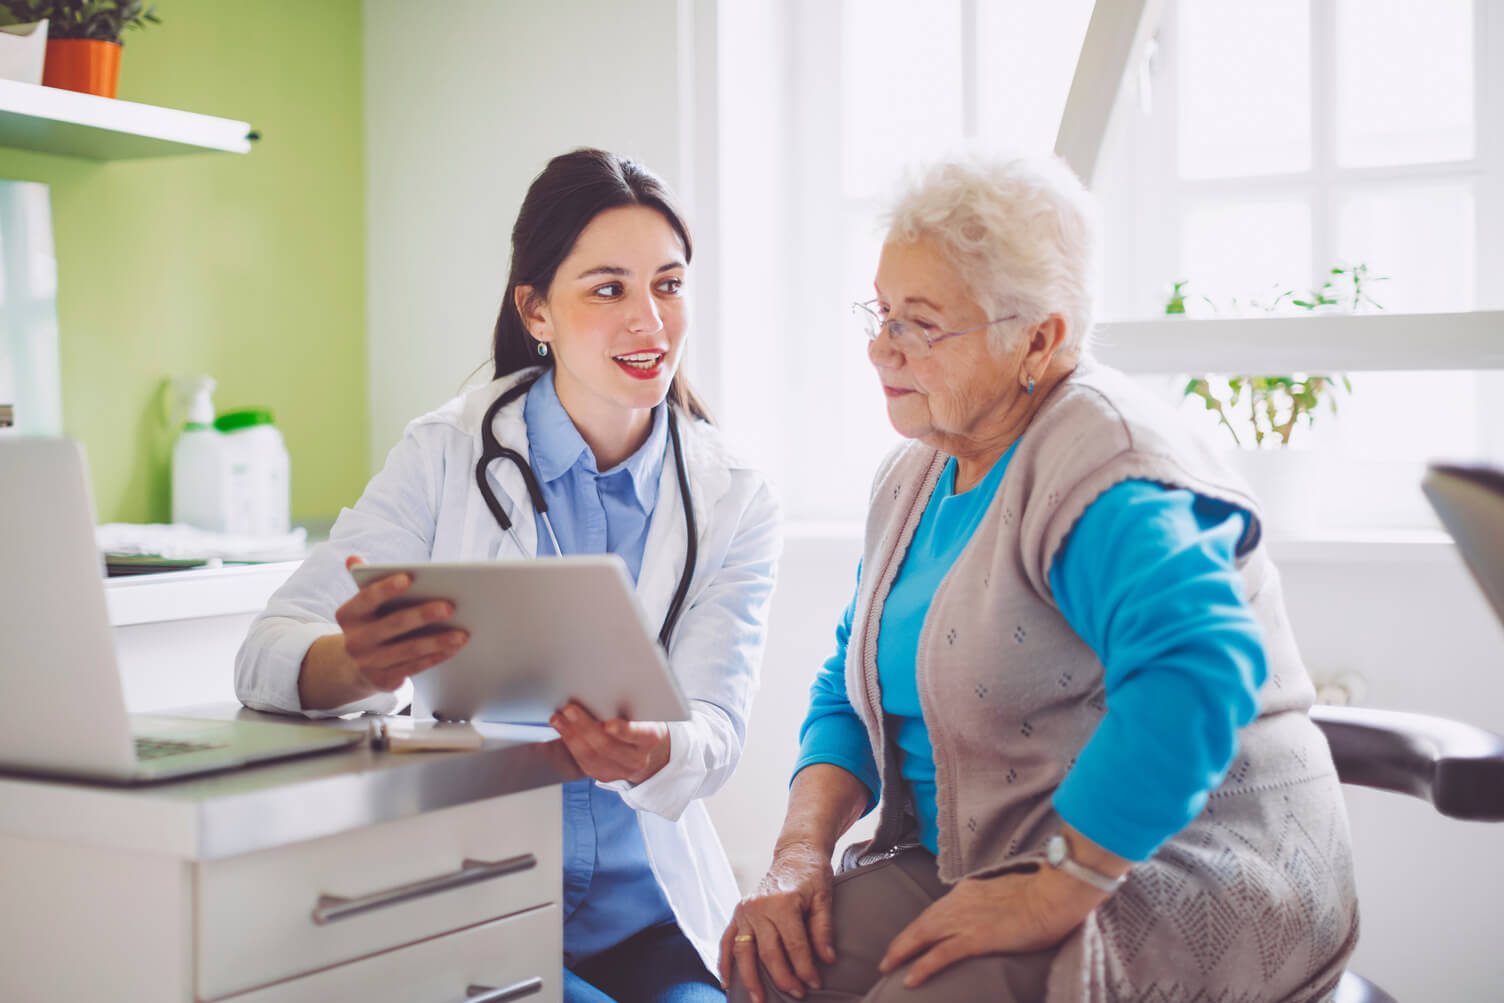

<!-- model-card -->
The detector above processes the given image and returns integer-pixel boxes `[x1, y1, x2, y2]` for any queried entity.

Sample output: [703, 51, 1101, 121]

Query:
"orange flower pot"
[42, 39, 121, 98]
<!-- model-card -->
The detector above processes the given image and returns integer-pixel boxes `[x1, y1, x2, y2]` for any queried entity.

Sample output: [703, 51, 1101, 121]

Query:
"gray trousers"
[728, 849, 1054, 1003]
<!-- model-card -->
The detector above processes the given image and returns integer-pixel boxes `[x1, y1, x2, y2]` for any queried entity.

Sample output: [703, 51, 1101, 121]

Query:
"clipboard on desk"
[350, 557, 691, 725]
[1423, 463, 1504, 633]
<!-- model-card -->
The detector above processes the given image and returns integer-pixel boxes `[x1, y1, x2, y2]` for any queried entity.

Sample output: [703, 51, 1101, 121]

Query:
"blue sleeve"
[1049, 480, 1266, 862]
[792, 564, 882, 811]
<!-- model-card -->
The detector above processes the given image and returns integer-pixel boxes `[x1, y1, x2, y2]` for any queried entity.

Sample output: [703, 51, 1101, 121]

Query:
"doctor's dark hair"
[491, 148, 712, 422]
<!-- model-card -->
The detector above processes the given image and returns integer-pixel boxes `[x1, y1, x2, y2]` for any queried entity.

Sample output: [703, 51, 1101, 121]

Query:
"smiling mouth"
[614, 351, 666, 370]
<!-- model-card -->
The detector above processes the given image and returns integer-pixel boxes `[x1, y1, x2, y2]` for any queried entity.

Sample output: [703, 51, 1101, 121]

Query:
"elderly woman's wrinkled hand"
[877, 867, 1108, 989]
[719, 841, 837, 1003]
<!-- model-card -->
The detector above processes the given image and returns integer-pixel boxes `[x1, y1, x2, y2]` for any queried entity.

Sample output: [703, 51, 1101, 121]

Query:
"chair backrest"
[1311, 704, 1504, 1003]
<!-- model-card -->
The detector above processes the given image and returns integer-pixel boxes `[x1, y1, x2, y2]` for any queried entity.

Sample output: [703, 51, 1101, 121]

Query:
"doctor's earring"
[536, 342, 549, 358]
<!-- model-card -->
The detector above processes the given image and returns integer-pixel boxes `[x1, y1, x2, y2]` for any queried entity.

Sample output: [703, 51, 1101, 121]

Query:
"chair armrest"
[1310, 704, 1504, 821]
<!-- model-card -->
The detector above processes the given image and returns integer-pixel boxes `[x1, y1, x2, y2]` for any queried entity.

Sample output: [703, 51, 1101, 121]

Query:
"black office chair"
[1311, 704, 1504, 1003]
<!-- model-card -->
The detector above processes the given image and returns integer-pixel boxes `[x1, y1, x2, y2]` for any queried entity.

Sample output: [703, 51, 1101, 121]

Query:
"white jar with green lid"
[214, 408, 289, 537]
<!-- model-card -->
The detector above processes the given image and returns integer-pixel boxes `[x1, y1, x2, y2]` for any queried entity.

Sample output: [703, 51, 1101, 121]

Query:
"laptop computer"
[1423, 462, 1504, 632]
[0, 437, 361, 783]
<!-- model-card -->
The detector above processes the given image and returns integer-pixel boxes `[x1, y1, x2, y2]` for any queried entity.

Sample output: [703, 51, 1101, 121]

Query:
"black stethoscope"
[474, 374, 698, 649]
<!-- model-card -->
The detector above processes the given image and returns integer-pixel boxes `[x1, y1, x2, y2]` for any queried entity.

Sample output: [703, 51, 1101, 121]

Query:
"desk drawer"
[198, 785, 560, 1001]
[224, 903, 561, 1003]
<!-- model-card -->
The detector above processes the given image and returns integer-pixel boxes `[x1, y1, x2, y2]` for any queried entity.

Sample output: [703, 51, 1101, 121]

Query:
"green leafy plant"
[1165, 279, 1190, 315]
[0, 0, 160, 43]
[1182, 373, 1351, 448]
[1173, 265, 1382, 447]
[1292, 264, 1386, 313]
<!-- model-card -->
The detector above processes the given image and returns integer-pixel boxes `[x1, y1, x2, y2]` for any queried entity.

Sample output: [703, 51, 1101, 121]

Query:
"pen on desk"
[365, 717, 487, 753]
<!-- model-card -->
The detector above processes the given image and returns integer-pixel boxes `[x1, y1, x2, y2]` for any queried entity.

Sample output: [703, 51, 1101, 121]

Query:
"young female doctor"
[234, 148, 780, 1003]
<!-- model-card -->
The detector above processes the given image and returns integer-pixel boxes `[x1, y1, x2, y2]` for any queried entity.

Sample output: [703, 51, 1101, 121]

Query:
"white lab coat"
[234, 368, 780, 972]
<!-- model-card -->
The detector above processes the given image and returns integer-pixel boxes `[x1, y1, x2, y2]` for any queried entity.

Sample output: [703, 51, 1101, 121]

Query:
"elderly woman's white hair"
[883, 150, 1101, 356]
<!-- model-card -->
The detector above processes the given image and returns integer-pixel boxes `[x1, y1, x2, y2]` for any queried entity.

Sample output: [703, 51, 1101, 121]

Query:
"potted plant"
[0, 0, 159, 98]
[1169, 265, 1384, 537]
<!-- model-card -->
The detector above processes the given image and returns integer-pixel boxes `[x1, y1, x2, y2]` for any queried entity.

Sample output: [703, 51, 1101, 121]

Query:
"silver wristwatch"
[1045, 834, 1127, 893]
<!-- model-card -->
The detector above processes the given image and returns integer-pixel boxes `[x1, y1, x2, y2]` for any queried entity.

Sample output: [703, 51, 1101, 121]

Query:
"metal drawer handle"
[311, 853, 537, 925]
[463, 978, 544, 1002]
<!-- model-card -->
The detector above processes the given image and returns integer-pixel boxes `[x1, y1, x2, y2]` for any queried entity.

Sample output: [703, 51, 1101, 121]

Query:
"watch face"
[1046, 834, 1066, 866]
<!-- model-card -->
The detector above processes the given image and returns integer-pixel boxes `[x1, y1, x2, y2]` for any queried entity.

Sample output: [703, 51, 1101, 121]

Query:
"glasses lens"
[885, 320, 929, 355]
[853, 304, 930, 354]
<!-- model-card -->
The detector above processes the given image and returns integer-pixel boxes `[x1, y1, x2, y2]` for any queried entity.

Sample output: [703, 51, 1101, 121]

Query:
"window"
[714, 0, 1093, 521]
[1104, 0, 1485, 318]
[1098, 0, 1502, 531]
[711, 0, 1501, 530]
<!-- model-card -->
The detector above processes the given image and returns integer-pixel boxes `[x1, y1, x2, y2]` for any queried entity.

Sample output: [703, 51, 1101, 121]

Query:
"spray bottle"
[171, 375, 231, 531]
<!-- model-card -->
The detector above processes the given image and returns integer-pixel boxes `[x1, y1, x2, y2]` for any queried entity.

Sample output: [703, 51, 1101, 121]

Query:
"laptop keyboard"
[135, 737, 226, 760]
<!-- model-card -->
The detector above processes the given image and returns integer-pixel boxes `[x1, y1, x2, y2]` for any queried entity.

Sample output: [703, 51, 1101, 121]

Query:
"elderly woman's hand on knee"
[878, 834, 1121, 990]
[720, 839, 836, 1002]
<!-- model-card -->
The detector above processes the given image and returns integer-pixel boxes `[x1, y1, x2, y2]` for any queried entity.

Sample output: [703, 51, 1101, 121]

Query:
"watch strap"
[1046, 834, 1126, 894]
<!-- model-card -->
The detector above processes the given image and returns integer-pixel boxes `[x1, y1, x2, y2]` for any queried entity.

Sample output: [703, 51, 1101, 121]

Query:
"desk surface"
[0, 705, 580, 860]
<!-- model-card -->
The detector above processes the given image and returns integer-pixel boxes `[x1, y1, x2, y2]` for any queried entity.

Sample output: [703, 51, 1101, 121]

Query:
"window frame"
[1102, 0, 1502, 332]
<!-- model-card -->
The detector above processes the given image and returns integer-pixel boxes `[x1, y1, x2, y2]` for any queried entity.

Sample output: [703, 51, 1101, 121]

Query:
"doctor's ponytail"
[491, 148, 712, 423]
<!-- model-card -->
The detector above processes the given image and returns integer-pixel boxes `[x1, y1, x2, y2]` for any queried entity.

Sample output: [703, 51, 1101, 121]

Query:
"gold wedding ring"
[734, 933, 755, 943]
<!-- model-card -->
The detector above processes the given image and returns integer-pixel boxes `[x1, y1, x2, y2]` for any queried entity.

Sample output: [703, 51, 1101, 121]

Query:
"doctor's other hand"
[719, 841, 837, 1003]
[296, 555, 469, 710]
[549, 702, 670, 785]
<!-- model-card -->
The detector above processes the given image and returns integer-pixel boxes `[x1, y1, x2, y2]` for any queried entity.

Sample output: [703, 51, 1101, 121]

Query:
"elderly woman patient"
[722, 153, 1358, 1003]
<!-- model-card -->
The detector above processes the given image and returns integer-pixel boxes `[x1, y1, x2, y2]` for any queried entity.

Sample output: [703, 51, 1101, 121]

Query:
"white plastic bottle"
[214, 408, 290, 536]
[171, 376, 231, 531]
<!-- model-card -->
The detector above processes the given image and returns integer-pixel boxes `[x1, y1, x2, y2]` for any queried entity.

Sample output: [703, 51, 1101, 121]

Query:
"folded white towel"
[96, 522, 308, 562]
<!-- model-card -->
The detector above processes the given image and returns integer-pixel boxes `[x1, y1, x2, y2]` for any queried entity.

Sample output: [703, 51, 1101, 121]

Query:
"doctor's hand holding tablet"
[312, 554, 680, 785]
[295, 555, 464, 709]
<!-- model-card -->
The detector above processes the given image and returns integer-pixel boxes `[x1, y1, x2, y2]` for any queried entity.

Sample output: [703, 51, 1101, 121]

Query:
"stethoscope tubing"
[475, 375, 697, 650]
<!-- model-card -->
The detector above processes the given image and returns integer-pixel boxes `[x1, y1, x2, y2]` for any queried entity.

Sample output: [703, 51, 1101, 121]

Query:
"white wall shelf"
[0, 79, 253, 160]
[1266, 530, 1458, 566]
[105, 561, 299, 627]
[1095, 310, 1504, 373]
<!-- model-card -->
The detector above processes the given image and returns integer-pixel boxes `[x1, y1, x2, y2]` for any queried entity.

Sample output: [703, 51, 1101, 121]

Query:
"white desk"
[0, 706, 578, 1001]
[105, 561, 303, 712]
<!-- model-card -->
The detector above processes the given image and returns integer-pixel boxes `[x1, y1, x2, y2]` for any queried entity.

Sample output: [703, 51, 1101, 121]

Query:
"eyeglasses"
[852, 300, 1019, 357]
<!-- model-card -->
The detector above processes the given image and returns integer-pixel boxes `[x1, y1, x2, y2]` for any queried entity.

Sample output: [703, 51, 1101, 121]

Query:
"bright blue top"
[795, 455, 1266, 862]
[524, 370, 676, 965]
[875, 449, 1015, 855]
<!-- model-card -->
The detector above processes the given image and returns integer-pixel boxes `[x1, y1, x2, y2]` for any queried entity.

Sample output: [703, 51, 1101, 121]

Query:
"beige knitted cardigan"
[844, 360, 1358, 1002]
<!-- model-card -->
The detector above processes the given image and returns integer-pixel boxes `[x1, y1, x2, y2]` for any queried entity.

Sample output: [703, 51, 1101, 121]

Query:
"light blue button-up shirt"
[523, 370, 676, 965]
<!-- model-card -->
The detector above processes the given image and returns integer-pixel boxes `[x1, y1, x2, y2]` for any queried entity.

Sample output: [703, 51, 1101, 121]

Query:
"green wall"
[0, 0, 368, 523]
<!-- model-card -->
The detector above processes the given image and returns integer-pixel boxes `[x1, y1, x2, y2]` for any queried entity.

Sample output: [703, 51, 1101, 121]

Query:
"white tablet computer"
[349, 557, 690, 725]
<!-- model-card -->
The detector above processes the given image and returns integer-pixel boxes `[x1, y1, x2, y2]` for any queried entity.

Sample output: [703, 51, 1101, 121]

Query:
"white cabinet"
[226, 906, 559, 1003]
[0, 782, 563, 1002]
[197, 786, 560, 1000]
[0, 571, 575, 1001]
[104, 561, 301, 712]
[0, 831, 196, 999]
[0, 720, 572, 1002]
